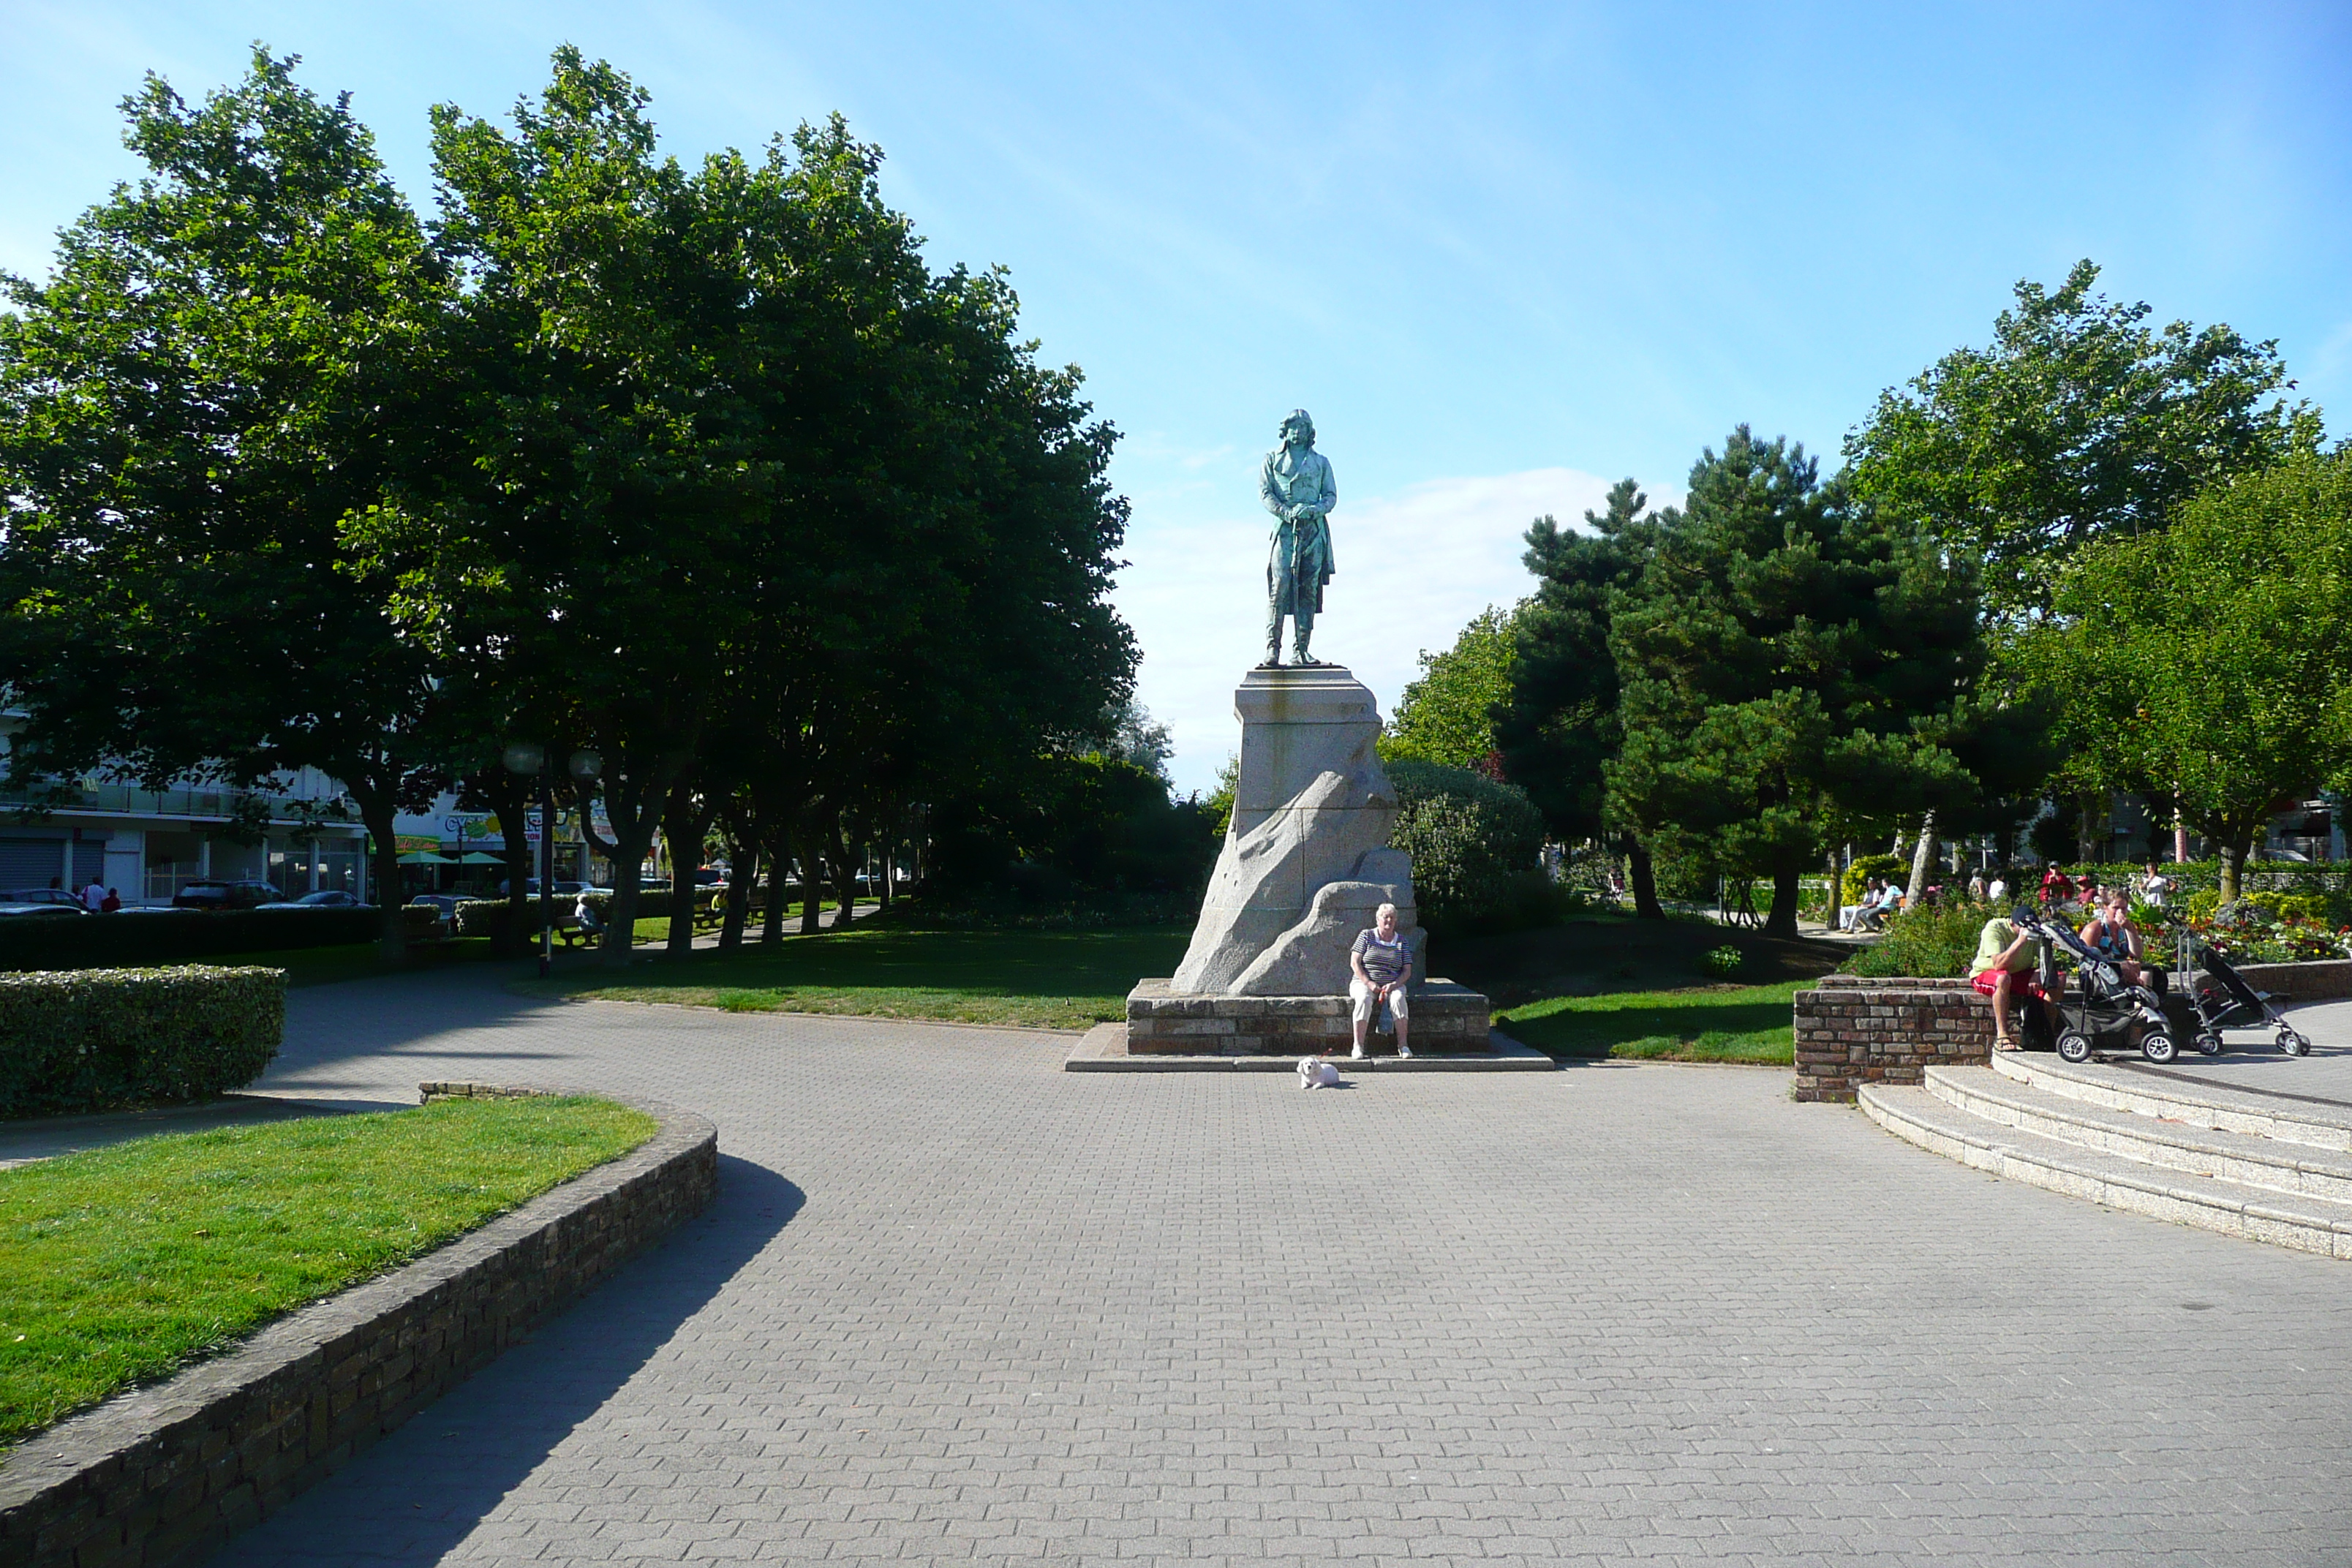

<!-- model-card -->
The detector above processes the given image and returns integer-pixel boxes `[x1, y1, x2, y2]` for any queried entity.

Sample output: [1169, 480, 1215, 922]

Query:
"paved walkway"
[202, 965, 2352, 1565]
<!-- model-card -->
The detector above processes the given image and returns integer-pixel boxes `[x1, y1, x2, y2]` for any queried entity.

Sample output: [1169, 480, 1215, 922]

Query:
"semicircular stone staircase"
[1861, 1053, 2352, 1260]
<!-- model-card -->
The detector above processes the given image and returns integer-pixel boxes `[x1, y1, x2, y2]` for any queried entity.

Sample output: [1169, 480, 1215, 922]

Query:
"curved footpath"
[176, 966, 2352, 1565]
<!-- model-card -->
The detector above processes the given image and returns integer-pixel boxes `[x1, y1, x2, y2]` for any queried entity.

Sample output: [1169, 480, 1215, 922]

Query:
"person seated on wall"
[1970, 911, 2054, 1052]
[2082, 890, 2163, 996]
[1349, 902, 1413, 1060]
[2040, 866, 2076, 909]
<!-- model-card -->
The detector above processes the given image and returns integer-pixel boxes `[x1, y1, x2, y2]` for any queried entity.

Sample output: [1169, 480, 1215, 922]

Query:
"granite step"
[1063, 1022, 1555, 1073]
[1923, 1065, 2352, 1206]
[1860, 1081, 2352, 1260]
[1989, 1050, 2352, 1153]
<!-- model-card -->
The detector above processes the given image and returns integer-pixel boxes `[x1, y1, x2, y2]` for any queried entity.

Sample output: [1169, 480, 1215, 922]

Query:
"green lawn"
[0, 1096, 654, 1448]
[519, 925, 1194, 1031]
[1494, 979, 1803, 1064]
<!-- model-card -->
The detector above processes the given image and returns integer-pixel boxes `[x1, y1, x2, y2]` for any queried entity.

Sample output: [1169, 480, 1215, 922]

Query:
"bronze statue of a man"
[1259, 409, 1336, 666]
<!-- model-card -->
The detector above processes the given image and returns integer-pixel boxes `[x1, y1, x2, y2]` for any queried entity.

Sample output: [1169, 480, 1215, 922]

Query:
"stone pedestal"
[1124, 978, 1493, 1056]
[1124, 665, 1493, 1063]
[1171, 666, 1424, 997]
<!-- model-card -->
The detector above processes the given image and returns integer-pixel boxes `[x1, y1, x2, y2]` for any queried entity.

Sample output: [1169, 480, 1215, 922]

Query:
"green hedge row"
[0, 908, 381, 973]
[1387, 760, 1564, 935]
[0, 965, 285, 1116]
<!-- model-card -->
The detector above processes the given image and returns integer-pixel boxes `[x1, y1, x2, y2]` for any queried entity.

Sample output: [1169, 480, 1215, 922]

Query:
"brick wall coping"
[1813, 958, 2352, 1002]
[0, 1085, 717, 1568]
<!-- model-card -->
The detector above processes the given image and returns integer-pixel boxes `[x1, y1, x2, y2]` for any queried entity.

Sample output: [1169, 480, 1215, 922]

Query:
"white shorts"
[1349, 977, 1409, 1023]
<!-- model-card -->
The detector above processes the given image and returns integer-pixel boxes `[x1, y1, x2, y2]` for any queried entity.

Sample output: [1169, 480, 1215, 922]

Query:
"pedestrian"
[1967, 871, 1986, 902]
[100, 887, 121, 913]
[80, 877, 106, 911]
[2140, 860, 2172, 910]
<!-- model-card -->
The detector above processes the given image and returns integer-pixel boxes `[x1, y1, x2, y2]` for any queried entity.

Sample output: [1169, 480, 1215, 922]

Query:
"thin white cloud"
[1118, 465, 1667, 796]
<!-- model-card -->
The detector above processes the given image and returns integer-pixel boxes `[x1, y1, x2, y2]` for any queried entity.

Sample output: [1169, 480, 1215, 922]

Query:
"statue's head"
[1278, 409, 1315, 447]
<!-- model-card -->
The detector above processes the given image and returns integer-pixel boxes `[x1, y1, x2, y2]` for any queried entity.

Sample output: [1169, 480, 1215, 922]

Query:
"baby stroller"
[2168, 912, 2313, 1058]
[2010, 907, 2175, 1064]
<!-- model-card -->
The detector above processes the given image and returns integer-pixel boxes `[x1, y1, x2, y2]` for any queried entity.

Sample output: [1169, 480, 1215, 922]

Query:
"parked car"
[497, 879, 587, 898]
[0, 888, 85, 908]
[171, 880, 282, 911]
[407, 893, 464, 919]
[256, 889, 372, 910]
[0, 902, 86, 918]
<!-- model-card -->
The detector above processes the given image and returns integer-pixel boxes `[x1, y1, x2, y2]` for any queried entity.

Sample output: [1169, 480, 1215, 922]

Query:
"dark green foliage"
[924, 754, 1218, 913]
[1498, 480, 1651, 844]
[1842, 901, 2002, 978]
[2026, 451, 2352, 901]
[1607, 427, 2026, 938]
[0, 966, 284, 1115]
[0, 51, 455, 956]
[0, 911, 379, 973]
[1387, 759, 1553, 935]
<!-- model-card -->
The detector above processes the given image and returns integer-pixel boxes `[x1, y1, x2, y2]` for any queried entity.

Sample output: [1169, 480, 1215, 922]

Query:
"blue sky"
[6, 1, 2348, 792]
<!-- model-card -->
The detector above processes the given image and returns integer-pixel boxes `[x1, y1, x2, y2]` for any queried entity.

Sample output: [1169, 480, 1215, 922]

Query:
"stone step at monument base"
[1065, 1022, 1553, 1072]
[1068, 979, 1548, 1072]
[1127, 976, 1490, 1055]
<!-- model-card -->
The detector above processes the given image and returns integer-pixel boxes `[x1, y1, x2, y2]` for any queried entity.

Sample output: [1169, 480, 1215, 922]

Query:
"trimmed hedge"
[0, 908, 380, 973]
[0, 965, 285, 1116]
[1387, 760, 1558, 935]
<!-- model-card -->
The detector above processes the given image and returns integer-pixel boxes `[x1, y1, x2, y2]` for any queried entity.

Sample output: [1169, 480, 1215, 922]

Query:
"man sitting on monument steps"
[1349, 902, 1413, 1059]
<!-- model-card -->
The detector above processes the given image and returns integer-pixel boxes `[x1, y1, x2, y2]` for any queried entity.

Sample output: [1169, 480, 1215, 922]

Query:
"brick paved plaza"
[215, 970, 2352, 1565]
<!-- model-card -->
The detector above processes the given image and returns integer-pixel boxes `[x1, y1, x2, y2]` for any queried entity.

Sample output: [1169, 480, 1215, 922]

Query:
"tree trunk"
[1906, 812, 1938, 901]
[350, 784, 407, 964]
[582, 768, 676, 970]
[2219, 838, 2248, 905]
[829, 812, 859, 932]
[799, 818, 824, 934]
[662, 788, 717, 957]
[720, 839, 757, 950]
[761, 827, 789, 947]
[472, 769, 535, 959]
[1824, 848, 1844, 930]
[1764, 857, 1803, 940]
[1628, 840, 1664, 921]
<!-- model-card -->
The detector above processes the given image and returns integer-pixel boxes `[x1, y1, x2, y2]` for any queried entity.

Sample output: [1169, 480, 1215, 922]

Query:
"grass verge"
[519, 925, 1194, 1032]
[1496, 979, 1803, 1065]
[0, 1095, 655, 1450]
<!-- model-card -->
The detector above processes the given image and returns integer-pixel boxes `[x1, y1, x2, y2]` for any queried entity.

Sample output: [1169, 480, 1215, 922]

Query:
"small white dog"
[1297, 1052, 1343, 1090]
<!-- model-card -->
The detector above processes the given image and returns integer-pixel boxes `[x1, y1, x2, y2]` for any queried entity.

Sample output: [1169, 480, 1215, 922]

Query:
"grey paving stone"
[200, 964, 2352, 1567]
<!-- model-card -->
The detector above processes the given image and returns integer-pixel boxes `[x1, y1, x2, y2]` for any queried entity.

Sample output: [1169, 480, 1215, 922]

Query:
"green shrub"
[1700, 945, 1742, 979]
[0, 966, 284, 1116]
[1841, 853, 1909, 905]
[1387, 760, 1553, 934]
[0, 908, 380, 973]
[1843, 900, 2002, 979]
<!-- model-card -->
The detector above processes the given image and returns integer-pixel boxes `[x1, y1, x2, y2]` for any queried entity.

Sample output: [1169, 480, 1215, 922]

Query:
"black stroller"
[2010, 907, 2176, 1064]
[2168, 911, 2313, 1058]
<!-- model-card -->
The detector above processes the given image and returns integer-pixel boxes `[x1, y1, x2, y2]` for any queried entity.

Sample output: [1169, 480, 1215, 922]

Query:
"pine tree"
[1607, 429, 1989, 937]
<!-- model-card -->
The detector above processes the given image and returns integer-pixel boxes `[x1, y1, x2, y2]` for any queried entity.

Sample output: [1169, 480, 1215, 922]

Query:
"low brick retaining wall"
[0, 1086, 717, 1568]
[2231, 959, 2352, 1003]
[1795, 960, 2352, 1103]
[1793, 976, 1994, 1103]
[1125, 978, 1490, 1056]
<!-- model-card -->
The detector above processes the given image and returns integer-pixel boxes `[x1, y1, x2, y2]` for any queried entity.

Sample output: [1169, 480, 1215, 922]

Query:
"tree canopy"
[1606, 429, 1998, 936]
[2032, 450, 2352, 900]
[1846, 259, 2319, 622]
[0, 48, 1148, 960]
[1384, 604, 1520, 770]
